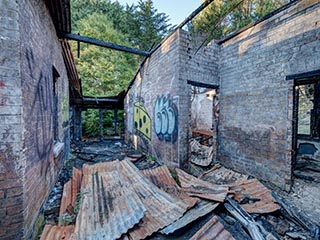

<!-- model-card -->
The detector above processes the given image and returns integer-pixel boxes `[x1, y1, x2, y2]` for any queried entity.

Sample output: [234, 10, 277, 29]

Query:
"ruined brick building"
[125, 0, 320, 191]
[0, 0, 319, 239]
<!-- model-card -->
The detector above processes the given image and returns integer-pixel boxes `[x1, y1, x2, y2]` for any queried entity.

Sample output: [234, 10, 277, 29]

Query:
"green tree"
[131, 0, 173, 50]
[73, 13, 137, 97]
[191, 0, 288, 42]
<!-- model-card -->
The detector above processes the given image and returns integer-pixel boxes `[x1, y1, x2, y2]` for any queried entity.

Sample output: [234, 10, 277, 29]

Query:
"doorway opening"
[188, 81, 219, 170]
[292, 71, 320, 182]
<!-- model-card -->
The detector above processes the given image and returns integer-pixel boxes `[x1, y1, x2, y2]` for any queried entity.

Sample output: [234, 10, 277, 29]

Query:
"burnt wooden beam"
[59, 32, 150, 56]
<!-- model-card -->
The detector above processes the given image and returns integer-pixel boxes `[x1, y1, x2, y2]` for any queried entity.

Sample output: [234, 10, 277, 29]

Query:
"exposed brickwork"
[218, 1, 320, 190]
[19, 0, 70, 238]
[125, 1, 320, 190]
[0, 0, 70, 238]
[125, 31, 183, 168]
[0, 0, 24, 238]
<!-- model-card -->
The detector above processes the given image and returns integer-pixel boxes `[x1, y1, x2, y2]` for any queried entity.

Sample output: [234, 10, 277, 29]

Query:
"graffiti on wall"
[154, 95, 178, 143]
[134, 101, 151, 140]
[26, 48, 55, 176]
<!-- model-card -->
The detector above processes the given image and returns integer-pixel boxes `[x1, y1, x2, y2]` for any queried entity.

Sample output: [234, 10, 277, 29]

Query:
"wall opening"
[52, 66, 60, 143]
[292, 71, 320, 182]
[188, 81, 219, 168]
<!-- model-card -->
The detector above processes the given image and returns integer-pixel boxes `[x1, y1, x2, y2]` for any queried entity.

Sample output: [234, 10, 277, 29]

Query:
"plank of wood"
[40, 225, 75, 240]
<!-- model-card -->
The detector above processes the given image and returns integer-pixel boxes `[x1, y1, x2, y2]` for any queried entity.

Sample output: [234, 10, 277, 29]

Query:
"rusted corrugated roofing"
[59, 180, 72, 225]
[71, 167, 83, 208]
[161, 200, 219, 235]
[189, 216, 235, 240]
[72, 160, 146, 240]
[40, 225, 75, 240]
[230, 179, 280, 214]
[120, 160, 189, 240]
[190, 139, 214, 167]
[200, 164, 248, 185]
[61, 39, 82, 98]
[59, 167, 83, 225]
[141, 165, 198, 209]
[176, 168, 229, 202]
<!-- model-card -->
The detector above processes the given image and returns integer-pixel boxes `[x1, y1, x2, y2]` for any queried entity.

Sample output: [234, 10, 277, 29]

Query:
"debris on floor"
[40, 140, 320, 240]
[190, 139, 214, 167]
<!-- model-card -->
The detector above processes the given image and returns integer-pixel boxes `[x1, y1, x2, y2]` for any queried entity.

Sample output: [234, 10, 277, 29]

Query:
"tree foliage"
[70, 0, 172, 137]
[190, 0, 289, 42]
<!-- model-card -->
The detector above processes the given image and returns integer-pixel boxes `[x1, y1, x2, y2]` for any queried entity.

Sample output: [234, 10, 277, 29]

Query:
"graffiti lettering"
[134, 101, 151, 140]
[26, 48, 54, 176]
[154, 95, 178, 143]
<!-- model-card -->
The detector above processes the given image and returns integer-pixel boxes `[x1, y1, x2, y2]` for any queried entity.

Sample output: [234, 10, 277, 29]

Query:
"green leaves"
[190, 0, 289, 42]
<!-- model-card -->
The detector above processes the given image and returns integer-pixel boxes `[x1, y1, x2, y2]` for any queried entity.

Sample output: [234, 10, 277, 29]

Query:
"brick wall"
[20, 0, 70, 238]
[125, 31, 184, 168]
[218, 0, 320, 190]
[0, 0, 70, 238]
[0, 0, 24, 238]
[125, 30, 221, 170]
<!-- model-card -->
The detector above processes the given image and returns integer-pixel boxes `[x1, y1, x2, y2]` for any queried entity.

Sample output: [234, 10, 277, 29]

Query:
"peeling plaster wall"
[0, 0, 70, 238]
[218, 1, 320, 190]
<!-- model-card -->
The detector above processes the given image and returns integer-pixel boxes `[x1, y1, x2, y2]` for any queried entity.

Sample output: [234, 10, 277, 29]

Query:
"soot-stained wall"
[218, 0, 320, 190]
[0, 0, 70, 238]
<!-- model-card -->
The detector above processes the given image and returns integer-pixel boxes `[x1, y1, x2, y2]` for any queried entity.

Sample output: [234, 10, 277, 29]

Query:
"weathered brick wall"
[125, 30, 221, 170]
[19, 0, 70, 238]
[0, 0, 70, 238]
[218, 0, 320, 190]
[125, 31, 184, 168]
[0, 0, 24, 238]
[179, 31, 220, 168]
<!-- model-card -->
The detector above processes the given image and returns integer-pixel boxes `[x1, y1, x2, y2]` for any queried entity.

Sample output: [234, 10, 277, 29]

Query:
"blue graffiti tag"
[154, 95, 178, 143]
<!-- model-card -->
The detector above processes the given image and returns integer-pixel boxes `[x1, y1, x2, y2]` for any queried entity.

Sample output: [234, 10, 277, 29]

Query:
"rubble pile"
[40, 156, 319, 240]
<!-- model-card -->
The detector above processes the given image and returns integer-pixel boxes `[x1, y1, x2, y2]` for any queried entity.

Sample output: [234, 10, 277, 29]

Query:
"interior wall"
[218, 0, 320, 190]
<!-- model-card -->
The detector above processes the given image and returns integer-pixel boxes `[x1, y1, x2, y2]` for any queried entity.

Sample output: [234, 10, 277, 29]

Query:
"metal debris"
[40, 225, 75, 240]
[190, 139, 214, 167]
[200, 164, 248, 185]
[72, 160, 146, 240]
[176, 168, 229, 202]
[119, 160, 189, 240]
[230, 179, 280, 214]
[141, 165, 198, 209]
[189, 216, 235, 240]
[161, 200, 219, 235]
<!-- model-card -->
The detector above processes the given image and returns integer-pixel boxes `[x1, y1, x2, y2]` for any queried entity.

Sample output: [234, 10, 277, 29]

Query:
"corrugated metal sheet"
[71, 167, 83, 208]
[120, 160, 189, 240]
[161, 200, 219, 235]
[61, 39, 81, 97]
[200, 164, 248, 185]
[190, 139, 214, 167]
[40, 225, 75, 240]
[59, 167, 83, 225]
[59, 180, 72, 223]
[190, 216, 235, 240]
[230, 179, 280, 214]
[72, 160, 146, 240]
[141, 165, 198, 209]
[176, 168, 228, 202]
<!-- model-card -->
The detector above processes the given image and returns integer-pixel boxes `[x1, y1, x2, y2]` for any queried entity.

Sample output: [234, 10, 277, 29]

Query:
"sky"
[115, 0, 202, 26]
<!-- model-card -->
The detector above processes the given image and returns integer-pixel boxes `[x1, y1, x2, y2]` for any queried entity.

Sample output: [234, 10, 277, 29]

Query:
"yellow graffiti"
[134, 102, 151, 140]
